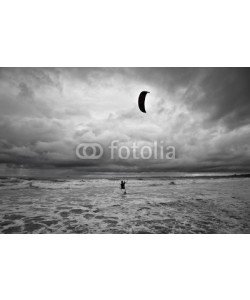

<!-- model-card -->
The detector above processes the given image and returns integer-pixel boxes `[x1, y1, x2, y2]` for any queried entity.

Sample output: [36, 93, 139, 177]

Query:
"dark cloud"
[133, 68, 250, 130]
[186, 68, 250, 129]
[0, 67, 250, 174]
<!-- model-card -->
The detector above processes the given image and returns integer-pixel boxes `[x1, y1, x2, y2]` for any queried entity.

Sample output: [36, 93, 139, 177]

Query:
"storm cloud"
[0, 67, 250, 175]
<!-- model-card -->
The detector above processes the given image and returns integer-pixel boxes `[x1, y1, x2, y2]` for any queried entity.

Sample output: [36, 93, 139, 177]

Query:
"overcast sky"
[0, 67, 250, 176]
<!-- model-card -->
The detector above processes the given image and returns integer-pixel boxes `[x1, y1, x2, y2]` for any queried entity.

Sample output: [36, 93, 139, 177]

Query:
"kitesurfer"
[120, 180, 127, 194]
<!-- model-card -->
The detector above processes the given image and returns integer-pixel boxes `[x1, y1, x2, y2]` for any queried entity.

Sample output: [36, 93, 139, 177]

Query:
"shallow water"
[0, 176, 249, 233]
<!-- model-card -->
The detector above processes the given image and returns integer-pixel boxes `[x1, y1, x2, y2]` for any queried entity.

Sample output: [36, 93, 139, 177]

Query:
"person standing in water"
[120, 180, 127, 194]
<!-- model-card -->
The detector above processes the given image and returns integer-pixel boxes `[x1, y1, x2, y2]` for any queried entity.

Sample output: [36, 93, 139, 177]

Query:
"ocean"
[0, 173, 249, 233]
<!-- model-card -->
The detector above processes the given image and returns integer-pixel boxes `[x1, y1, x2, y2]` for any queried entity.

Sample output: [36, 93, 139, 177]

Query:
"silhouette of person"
[120, 180, 127, 193]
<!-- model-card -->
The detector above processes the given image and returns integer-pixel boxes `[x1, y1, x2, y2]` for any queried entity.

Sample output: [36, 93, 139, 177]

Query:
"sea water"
[0, 173, 249, 233]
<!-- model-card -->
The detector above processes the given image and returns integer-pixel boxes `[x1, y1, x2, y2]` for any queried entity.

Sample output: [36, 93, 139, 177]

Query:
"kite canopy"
[138, 91, 150, 113]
